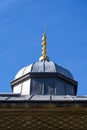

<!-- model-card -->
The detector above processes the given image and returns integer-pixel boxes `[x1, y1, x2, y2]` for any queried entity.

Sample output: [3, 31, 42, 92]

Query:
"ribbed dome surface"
[15, 60, 73, 80]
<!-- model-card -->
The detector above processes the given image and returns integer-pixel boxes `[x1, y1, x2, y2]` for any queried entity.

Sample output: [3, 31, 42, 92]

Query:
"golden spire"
[39, 32, 50, 61]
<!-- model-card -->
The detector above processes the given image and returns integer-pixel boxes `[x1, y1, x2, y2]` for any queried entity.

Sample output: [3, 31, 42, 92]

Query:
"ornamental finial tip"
[44, 24, 46, 34]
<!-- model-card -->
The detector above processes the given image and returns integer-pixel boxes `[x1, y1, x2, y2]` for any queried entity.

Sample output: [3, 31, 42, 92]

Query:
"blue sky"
[0, 0, 87, 95]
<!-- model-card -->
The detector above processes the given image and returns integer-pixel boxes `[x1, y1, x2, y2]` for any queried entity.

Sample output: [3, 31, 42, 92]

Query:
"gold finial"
[39, 32, 50, 61]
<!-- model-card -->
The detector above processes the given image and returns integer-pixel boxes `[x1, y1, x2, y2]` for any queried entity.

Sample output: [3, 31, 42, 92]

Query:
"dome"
[15, 60, 73, 80]
[11, 33, 77, 96]
[11, 60, 77, 96]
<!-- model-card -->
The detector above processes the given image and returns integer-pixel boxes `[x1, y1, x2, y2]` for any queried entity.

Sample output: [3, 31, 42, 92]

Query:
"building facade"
[0, 33, 87, 130]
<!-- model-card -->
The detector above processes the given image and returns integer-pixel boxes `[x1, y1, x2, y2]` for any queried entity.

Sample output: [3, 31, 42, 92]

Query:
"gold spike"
[42, 47, 46, 50]
[39, 32, 50, 61]
[42, 42, 47, 46]
[42, 51, 47, 55]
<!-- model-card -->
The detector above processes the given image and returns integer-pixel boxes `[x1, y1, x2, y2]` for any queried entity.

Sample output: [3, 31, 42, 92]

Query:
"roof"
[0, 93, 87, 102]
[15, 60, 74, 80]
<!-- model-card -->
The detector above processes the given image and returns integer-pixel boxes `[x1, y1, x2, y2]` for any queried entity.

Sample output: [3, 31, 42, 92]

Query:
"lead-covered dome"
[15, 60, 73, 80]
[11, 33, 77, 96]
